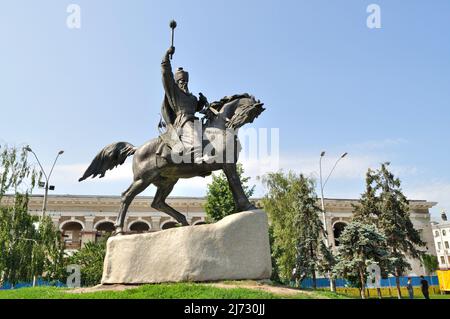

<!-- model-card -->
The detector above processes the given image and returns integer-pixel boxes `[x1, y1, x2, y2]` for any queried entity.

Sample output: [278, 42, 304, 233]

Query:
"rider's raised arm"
[161, 47, 177, 102]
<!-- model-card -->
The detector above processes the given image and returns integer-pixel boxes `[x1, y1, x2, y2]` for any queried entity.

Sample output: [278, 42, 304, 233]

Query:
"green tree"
[262, 171, 328, 288]
[352, 163, 426, 299]
[333, 221, 388, 299]
[422, 254, 439, 276]
[68, 237, 109, 286]
[316, 241, 336, 284]
[292, 175, 324, 288]
[352, 169, 380, 224]
[204, 164, 255, 222]
[352, 169, 392, 283]
[34, 216, 66, 283]
[0, 145, 39, 286]
[421, 254, 439, 287]
[0, 145, 65, 287]
[268, 225, 281, 283]
[376, 162, 426, 299]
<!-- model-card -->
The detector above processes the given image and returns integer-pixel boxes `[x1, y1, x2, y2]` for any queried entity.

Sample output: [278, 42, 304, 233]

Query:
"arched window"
[443, 230, 447, 236]
[95, 221, 115, 232]
[129, 221, 151, 233]
[435, 230, 440, 237]
[60, 221, 84, 249]
[95, 221, 115, 241]
[161, 221, 178, 230]
[333, 222, 347, 247]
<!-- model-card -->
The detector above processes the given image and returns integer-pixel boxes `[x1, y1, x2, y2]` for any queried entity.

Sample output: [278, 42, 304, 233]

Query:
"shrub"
[67, 237, 109, 286]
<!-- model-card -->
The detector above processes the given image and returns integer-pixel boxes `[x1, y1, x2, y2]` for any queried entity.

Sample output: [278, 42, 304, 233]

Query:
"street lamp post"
[319, 151, 348, 292]
[25, 146, 64, 218]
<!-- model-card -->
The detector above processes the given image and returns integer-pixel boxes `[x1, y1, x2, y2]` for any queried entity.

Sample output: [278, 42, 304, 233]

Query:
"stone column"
[81, 215, 96, 246]
[51, 215, 61, 229]
[123, 218, 129, 233]
[151, 216, 162, 231]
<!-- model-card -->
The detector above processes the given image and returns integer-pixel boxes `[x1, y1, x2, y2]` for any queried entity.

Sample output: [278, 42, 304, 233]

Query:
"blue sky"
[1, 1, 449, 219]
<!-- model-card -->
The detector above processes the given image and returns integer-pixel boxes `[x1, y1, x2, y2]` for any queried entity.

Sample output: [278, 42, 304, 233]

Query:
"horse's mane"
[209, 93, 254, 112]
[205, 93, 264, 129]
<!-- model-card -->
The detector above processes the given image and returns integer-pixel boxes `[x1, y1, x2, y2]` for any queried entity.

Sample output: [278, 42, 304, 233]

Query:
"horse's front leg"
[222, 164, 256, 212]
[114, 178, 151, 234]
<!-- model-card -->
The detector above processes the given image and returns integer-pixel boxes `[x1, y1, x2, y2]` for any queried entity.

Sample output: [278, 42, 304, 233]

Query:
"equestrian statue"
[79, 21, 265, 234]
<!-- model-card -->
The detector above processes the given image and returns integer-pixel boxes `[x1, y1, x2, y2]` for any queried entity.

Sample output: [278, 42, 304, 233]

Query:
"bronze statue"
[79, 21, 265, 234]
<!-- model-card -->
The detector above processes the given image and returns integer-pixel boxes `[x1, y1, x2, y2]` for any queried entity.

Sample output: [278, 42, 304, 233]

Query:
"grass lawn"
[2, 281, 448, 299]
[0, 280, 450, 299]
[0, 281, 349, 299]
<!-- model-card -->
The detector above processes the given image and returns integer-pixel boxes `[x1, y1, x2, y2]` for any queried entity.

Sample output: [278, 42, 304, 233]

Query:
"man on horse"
[78, 22, 265, 232]
[159, 46, 209, 163]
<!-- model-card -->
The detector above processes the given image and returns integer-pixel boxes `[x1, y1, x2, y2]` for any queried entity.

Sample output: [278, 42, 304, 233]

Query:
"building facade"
[12, 194, 438, 275]
[432, 212, 450, 270]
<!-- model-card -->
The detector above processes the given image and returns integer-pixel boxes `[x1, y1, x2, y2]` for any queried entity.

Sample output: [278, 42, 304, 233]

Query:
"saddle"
[155, 124, 201, 165]
[155, 123, 239, 168]
[156, 124, 184, 156]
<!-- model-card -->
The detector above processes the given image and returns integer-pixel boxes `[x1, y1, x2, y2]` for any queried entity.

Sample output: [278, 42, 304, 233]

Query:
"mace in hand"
[169, 20, 177, 59]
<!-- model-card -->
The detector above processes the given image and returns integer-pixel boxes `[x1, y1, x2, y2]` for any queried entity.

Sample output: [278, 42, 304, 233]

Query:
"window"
[435, 230, 440, 237]
[418, 229, 424, 240]
[64, 231, 73, 243]
[438, 242, 442, 250]
[333, 222, 347, 246]
[444, 230, 447, 236]
[441, 256, 446, 264]
[445, 241, 450, 249]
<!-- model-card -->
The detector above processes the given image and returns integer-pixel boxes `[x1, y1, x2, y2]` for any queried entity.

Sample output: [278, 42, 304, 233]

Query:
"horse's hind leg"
[151, 178, 189, 226]
[114, 178, 151, 233]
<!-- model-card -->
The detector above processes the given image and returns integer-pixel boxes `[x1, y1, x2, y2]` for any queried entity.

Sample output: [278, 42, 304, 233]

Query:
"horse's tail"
[78, 142, 136, 182]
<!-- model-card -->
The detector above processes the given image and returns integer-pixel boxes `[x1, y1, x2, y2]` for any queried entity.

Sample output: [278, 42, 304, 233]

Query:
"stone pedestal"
[101, 210, 272, 284]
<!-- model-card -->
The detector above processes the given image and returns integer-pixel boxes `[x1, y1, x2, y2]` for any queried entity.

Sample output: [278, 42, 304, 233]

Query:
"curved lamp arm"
[25, 146, 48, 182]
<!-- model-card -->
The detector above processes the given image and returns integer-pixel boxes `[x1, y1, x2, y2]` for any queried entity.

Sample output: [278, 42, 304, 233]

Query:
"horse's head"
[207, 94, 265, 130]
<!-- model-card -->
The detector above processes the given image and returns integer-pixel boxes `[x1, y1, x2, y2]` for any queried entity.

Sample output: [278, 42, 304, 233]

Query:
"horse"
[78, 94, 265, 234]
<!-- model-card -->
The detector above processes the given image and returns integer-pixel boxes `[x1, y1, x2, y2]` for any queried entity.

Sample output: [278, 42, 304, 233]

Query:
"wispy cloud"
[238, 152, 419, 197]
[33, 138, 432, 209]
[347, 138, 409, 151]
[39, 137, 415, 186]
[404, 181, 450, 220]
[51, 163, 133, 184]
[240, 152, 418, 181]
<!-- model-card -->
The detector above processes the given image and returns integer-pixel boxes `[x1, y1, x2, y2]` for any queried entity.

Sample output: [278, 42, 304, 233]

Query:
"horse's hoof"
[113, 227, 124, 236]
[181, 220, 190, 227]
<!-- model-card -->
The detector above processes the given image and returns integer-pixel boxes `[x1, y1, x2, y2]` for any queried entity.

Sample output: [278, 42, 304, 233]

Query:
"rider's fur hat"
[175, 67, 189, 83]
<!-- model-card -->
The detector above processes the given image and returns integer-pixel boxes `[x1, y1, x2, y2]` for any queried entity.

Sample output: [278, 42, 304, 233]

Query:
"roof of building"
[0, 194, 438, 211]
[432, 221, 450, 229]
